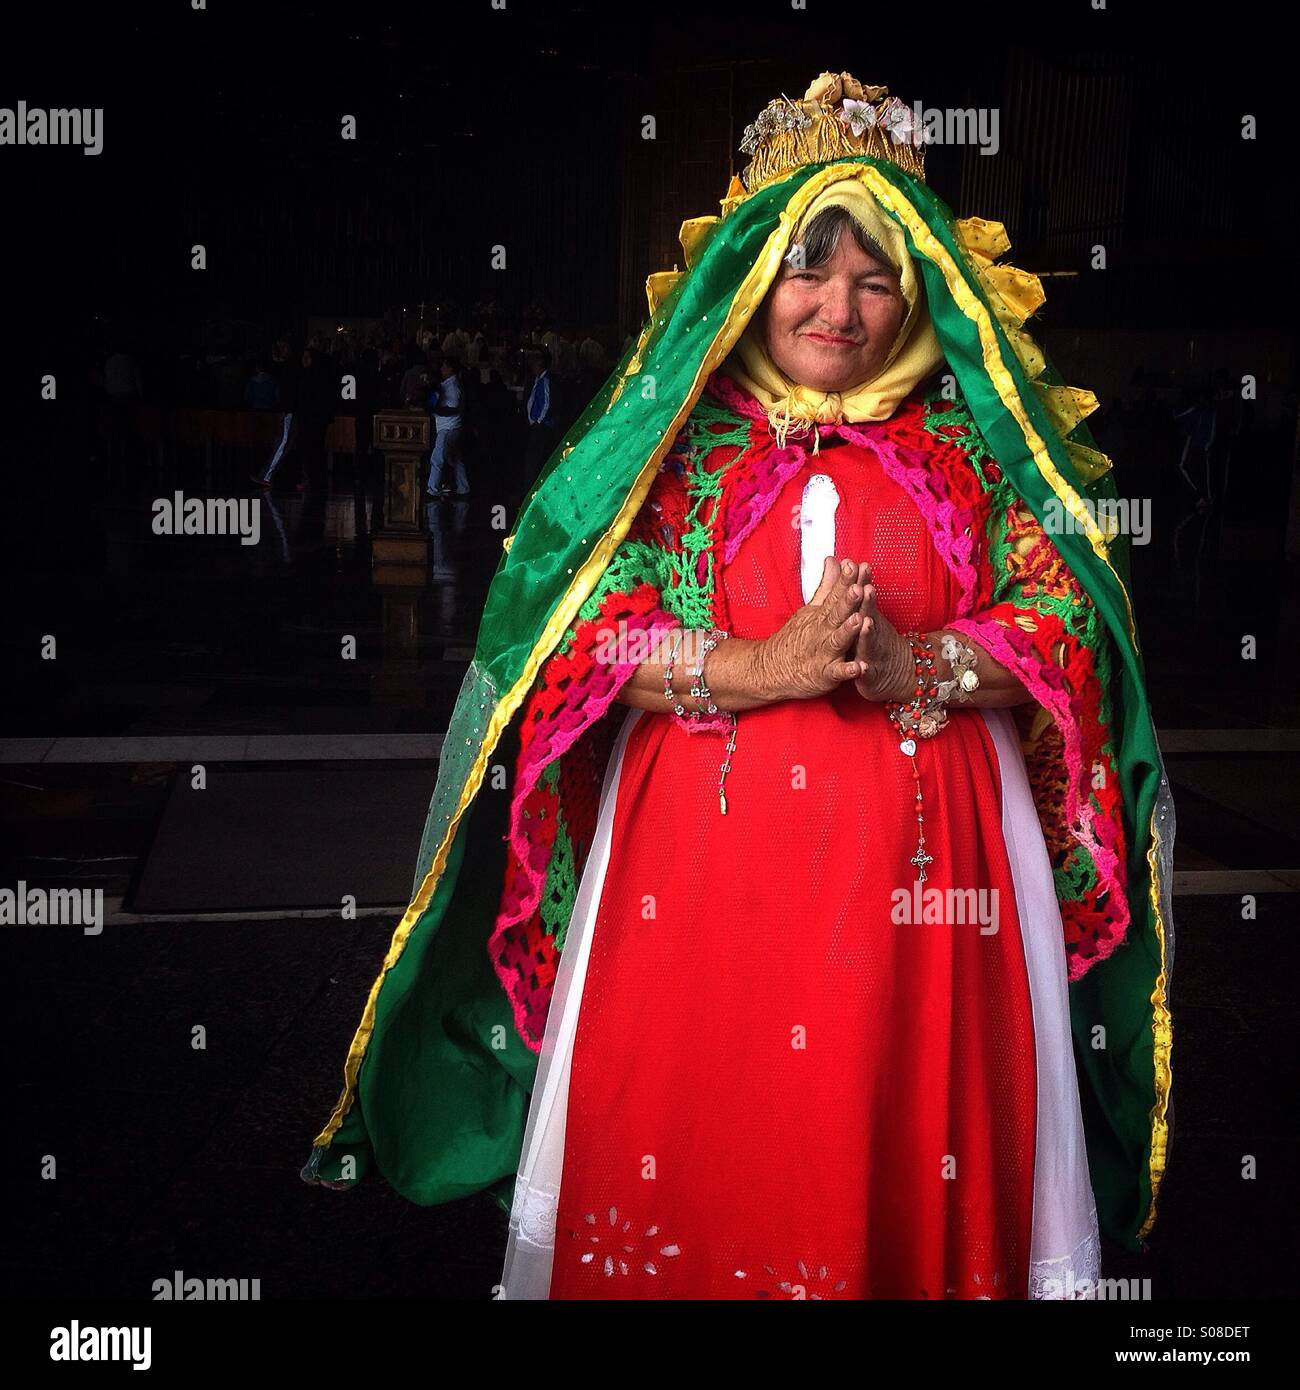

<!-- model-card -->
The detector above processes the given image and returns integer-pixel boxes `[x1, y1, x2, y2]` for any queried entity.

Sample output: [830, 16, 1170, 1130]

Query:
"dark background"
[2, 0, 1297, 1304]
[2, 1, 1293, 367]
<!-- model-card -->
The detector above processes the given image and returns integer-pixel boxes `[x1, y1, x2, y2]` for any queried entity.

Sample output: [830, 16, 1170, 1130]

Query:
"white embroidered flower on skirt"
[566, 1208, 682, 1278]
[733, 1259, 850, 1300]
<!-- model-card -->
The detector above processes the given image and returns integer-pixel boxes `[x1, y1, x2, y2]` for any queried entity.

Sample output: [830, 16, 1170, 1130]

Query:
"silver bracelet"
[936, 633, 981, 704]
[686, 627, 729, 717]
[661, 627, 686, 709]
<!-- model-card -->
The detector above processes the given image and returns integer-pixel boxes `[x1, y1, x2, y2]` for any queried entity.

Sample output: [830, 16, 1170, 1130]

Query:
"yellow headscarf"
[723, 177, 946, 448]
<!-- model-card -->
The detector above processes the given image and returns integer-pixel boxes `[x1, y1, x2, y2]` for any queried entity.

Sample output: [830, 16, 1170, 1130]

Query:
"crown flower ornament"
[879, 95, 925, 148]
[837, 98, 878, 137]
[736, 70, 925, 195]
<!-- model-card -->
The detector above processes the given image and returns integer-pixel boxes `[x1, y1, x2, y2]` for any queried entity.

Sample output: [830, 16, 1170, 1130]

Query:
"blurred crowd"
[91, 315, 630, 498]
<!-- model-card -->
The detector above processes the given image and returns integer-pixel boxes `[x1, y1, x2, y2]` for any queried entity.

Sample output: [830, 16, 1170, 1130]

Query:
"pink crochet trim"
[489, 606, 678, 1046]
[830, 421, 981, 616]
[722, 442, 810, 566]
[705, 371, 769, 422]
[699, 376, 810, 567]
[946, 613, 1129, 978]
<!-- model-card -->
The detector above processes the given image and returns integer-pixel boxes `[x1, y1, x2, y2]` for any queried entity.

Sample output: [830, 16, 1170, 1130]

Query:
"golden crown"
[736, 71, 926, 197]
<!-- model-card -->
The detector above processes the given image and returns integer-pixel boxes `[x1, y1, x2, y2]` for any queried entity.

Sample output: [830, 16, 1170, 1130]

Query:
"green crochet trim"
[541, 809, 577, 951]
[556, 538, 673, 654]
[1055, 839, 1100, 901]
[921, 387, 998, 488]
[654, 396, 751, 630]
[673, 447, 727, 628]
[531, 758, 575, 949]
[673, 397, 752, 629]
[683, 392, 752, 448]
[554, 394, 751, 651]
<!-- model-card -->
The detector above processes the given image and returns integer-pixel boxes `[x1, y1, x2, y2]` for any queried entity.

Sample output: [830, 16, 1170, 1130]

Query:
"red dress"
[546, 436, 1038, 1300]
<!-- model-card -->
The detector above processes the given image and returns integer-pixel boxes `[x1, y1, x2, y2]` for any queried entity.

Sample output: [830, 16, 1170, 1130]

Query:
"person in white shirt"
[427, 356, 469, 497]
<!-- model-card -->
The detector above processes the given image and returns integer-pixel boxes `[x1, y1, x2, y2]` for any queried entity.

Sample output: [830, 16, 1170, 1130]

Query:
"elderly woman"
[303, 74, 1175, 1303]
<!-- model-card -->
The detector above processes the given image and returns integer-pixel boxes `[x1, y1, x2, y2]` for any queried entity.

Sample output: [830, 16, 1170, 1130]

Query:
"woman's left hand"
[850, 562, 913, 703]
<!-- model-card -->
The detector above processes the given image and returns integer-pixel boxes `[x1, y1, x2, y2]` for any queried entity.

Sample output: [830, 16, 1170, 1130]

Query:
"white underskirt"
[499, 704, 1100, 1300]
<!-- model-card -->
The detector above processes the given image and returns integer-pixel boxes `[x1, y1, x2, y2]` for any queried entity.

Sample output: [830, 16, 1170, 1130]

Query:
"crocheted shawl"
[492, 374, 1129, 1051]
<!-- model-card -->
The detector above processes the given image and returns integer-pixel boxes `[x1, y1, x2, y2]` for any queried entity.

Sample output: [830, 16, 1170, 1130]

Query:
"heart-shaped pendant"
[899, 738, 917, 757]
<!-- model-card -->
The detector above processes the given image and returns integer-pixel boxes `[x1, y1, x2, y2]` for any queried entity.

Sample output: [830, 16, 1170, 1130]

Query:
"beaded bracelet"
[886, 631, 982, 740]
[661, 627, 686, 710]
[686, 627, 728, 718]
[662, 625, 738, 815]
[887, 633, 946, 739]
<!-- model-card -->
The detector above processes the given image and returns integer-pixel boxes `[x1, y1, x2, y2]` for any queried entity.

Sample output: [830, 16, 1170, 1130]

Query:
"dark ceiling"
[0, 0, 1291, 354]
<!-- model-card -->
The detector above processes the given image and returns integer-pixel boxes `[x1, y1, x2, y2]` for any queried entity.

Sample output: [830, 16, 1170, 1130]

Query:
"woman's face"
[761, 230, 907, 393]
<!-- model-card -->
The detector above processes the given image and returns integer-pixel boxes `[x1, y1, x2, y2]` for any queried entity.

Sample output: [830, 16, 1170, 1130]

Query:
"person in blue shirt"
[523, 347, 560, 485]
[427, 355, 469, 497]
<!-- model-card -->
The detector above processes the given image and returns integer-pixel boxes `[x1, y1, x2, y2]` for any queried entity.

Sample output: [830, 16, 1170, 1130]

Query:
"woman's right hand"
[754, 556, 867, 701]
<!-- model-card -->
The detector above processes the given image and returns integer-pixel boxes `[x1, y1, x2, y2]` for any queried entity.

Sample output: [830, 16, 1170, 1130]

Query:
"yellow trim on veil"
[722, 179, 946, 447]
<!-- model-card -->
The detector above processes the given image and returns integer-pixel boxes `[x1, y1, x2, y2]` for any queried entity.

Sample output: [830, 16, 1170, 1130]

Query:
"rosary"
[884, 632, 982, 883]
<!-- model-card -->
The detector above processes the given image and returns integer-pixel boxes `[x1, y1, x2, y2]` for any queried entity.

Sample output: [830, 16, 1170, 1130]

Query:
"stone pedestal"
[371, 409, 430, 587]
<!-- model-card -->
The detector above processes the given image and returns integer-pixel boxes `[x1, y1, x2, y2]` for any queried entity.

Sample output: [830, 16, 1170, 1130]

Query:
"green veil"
[302, 154, 1174, 1255]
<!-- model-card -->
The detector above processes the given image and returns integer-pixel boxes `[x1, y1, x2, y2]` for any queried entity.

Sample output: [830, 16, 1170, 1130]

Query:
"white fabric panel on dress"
[500, 705, 644, 1301]
[981, 706, 1102, 1298]
[499, 700, 1100, 1300]
[800, 473, 840, 603]
[801, 456, 1099, 1293]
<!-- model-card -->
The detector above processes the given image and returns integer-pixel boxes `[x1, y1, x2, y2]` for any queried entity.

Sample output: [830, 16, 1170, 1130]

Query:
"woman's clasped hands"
[754, 555, 914, 704]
